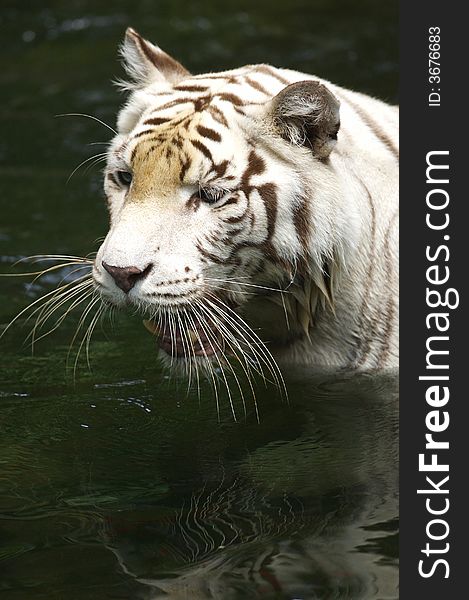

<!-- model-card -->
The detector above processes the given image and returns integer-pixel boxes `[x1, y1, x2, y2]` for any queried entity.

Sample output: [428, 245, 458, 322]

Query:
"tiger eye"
[198, 187, 226, 204]
[198, 188, 216, 204]
[116, 171, 133, 186]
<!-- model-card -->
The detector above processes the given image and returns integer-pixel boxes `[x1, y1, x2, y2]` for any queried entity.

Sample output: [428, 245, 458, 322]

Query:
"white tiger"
[93, 28, 398, 383]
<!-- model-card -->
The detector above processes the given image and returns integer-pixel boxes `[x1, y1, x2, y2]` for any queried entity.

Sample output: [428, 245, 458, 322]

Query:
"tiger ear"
[121, 27, 191, 86]
[268, 81, 340, 159]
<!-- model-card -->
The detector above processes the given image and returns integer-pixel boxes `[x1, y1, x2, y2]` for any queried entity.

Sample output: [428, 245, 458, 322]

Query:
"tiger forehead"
[130, 138, 183, 196]
[132, 109, 208, 147]
[129, 85, 246, 155]
[128, 111, 230, 195]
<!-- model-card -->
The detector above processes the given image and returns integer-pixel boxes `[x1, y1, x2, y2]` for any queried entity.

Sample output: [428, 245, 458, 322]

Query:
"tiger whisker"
[180, 306, 203, 403]
[166, 307, 177, 368]
[0, 274, 92, 340]
[205, 277, 292, 294]
[191, 306, 237, 422]
[205, 293, 287, 400]
[176, 310, 194, 394]
[29, 262, 92, 287]
[203, 295, 272, 383]
[17, 254, 94, 262]
[2, 258, 92, 279]
[67, 153, 108, 183]
[280, 288, 290, 332]
[27, 277, 91, 326]
[197, 300, 262, 381]
[203, 317, 250, 422]
[25, 273, 93, 328]
[2, 248, 106, 374]
[72, 298, 102, 374]
[83, 155, 109, 175]
[66, 292, 100, 365]
[197, 303, 257, 421]
[197, 302, 260, 420]
[203, 283, 254, 297]
[201, 302, 270, 391]
[185, 308, 221, 421]
[28, 285, 95, 349]
[70, 294, 102, 377]
[55, 112, 117, 135]
[51, 264, 93, 288]
[28, 281, 94, 347]
[84, 303, 106, 369]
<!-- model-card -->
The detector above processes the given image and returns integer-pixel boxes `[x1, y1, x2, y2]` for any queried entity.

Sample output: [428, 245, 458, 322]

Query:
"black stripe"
[255, 65, 291, 85]
[143, 117, 171, 126]
[339, 91, 399, 160]
[244, 75, 270, 96]
[196, 125, 222, 142]
[190, 139, 213, 162]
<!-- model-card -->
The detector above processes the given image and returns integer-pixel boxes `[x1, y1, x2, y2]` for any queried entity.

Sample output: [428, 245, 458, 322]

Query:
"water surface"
[0, 2, 398, 598]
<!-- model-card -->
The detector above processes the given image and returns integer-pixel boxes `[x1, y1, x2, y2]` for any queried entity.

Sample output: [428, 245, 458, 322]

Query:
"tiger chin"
[92, 27, 398, 386]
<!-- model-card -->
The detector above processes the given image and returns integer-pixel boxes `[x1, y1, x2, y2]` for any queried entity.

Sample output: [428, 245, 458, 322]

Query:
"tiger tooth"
[143, 319, 159, 335]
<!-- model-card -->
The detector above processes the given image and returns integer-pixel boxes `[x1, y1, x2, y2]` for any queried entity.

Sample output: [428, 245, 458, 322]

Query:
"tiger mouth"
[143, 316, 222, 358]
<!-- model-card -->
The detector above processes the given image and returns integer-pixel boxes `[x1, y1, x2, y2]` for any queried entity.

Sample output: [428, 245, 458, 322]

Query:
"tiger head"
[93, 28, 343, 374]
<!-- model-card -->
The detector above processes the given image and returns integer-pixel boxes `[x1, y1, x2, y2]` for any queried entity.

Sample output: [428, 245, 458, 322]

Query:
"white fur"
[94, 34, 398, 371]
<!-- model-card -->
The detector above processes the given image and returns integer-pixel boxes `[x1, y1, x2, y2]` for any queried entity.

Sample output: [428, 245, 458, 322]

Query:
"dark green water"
[0, 2, 398, 598]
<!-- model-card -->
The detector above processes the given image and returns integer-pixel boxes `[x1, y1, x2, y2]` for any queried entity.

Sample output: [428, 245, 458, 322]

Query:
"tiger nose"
[102, 261, 152, 293]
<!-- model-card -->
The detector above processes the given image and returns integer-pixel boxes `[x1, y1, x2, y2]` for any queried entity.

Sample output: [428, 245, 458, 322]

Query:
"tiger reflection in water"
[106, 479, 396, 599]
[104, 375, 398, 600]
